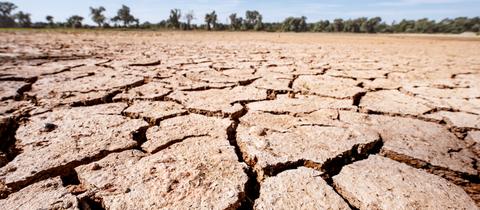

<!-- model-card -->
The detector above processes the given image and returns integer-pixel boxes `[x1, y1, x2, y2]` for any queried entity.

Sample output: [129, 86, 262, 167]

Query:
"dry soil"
[0, 31, 479, 209]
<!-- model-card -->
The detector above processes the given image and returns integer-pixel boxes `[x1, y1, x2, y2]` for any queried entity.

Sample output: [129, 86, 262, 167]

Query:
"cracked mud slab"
[403, 83, 480, 99]
[0, 58, 97, 80]
[27, 67, 145, 107]
[143, 114, 231, 153]
[113, 81, 171, 101]
[0, 177, 79, 210]
[255, 167, 351, 209]
[339, 111, 477, 176]
[0, 103, 148, 194]
[237, 111, 381, 180]
[250, 72, 293, 92]
[292, 75, 364, 99]
[75, 136, 248, 209]
[333, 155, 477, 210]
[168, 86, 267, 117]
[359, 90, 433, 116]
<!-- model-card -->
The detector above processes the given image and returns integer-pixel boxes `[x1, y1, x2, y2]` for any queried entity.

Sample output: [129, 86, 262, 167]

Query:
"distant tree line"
[1, 1, 479, 34]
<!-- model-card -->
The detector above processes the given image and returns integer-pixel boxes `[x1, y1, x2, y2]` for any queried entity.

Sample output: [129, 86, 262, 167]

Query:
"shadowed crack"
[94, 59, 112, 66]
[179, 85, 233, 91]
[72, 72, 95, 80]
[321, 139, 384, 181]
[128, 60, 161, 67]
[71, 78, 147, 107]
[0, 76, 37, 83]
[132, 125, 150, 152]
[237, 167, 260, 210]
[238, 77, 260, 86]
[226, 106, 260, 210]
[60, 170, 80, 186]
[359, 108, 443, 124]
[287, 75, 299, 89]
[40, 64, 85, 76]
[317, 138, 384, 210]
[70, 90, 122, 107]
[0, 117, 23, 168]
[258, 138, 384, 180]
[79, 195, 106, 210]
[121, 106, 188, 126]
[149, 134, 210, 154]
[352, 91, 367, 107]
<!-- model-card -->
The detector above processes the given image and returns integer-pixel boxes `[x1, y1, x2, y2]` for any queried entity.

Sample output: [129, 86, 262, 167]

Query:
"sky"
[7, 0, 480, 25]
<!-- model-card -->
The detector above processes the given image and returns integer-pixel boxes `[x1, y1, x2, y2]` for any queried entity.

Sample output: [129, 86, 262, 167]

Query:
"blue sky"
[8, 0, 480, 25]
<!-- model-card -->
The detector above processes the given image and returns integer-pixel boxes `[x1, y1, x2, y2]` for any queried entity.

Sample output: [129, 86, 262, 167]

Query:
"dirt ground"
[0, 31, 479, 209]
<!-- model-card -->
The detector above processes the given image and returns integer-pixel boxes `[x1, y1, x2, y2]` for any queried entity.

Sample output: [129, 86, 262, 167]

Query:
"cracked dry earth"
[0, 31, 479, 210]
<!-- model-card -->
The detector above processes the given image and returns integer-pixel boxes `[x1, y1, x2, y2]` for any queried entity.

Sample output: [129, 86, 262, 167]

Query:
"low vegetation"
[0, 1, 478, 34]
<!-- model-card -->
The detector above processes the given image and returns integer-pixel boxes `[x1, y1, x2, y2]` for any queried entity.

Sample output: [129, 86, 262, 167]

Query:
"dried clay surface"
[0, 31, 479, 209]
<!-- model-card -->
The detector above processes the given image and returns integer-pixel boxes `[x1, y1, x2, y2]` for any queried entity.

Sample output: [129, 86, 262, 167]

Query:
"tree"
[253, 14, 263, 31]
[168, 9, 181, 29]
[46, 15, 54, 27]
[245, 10, 262, 30]
[354, 17, 367, 32]
[90, 6, 106, 27]
[299, 16, 307, 31]
[451, 17, 471, 33]
[112, 5, 136, 27]
[413, 18, 436, 33]
[392, 19, 415, 33]
[313, 20, 330, 32]
[204, 11, 217, 30]
[281, 16, 307, 32]
[66, 15, 83, 28]
[0, 1, 17, 27]
[360, 17, 382, 33]
[185, 10, 194, 30]
[0, 1, 15, 16]
[343, 18, 365, 33]
[14, 11, 31, 27]
[229, 13, 242, 30]
[333, 18, 344, 32]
